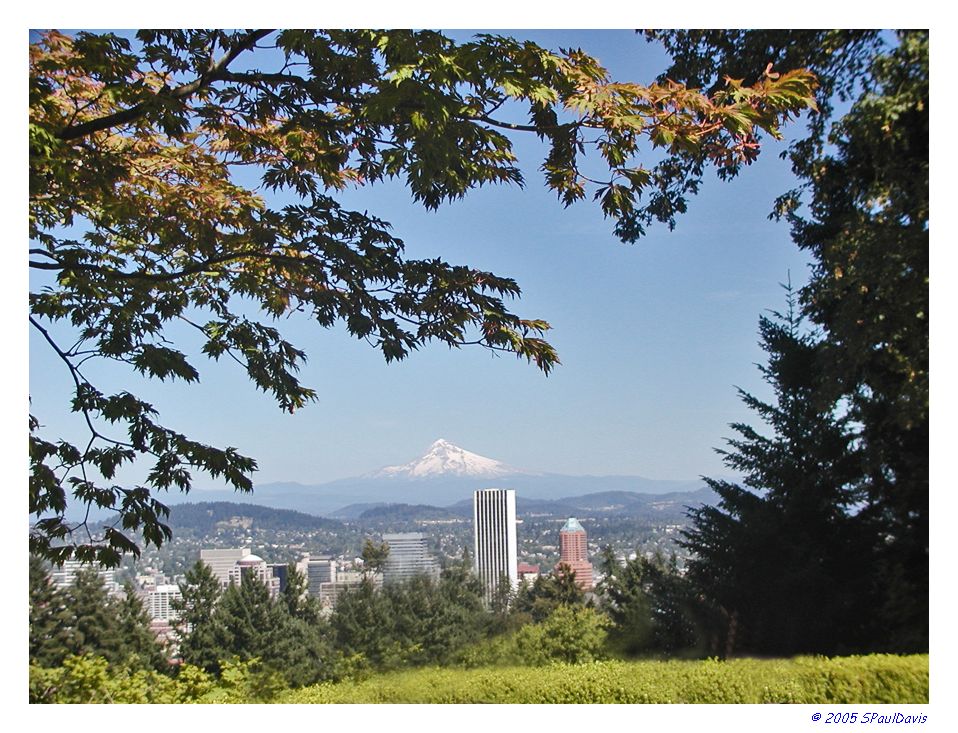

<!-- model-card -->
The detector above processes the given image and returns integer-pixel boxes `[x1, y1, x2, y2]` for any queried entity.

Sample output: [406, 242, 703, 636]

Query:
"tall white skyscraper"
[473, 488, 518, 602]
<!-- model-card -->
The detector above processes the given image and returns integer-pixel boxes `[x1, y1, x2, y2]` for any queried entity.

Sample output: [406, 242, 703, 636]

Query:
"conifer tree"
[281, 563, 322, 625]
[682, 286, 870, 655]
[173, 561, 225, 673]
[329, 577, 398, 670]
[61, 568, 125, 663]
[115, 581, 168, 671]
[650, 27, 928, 654]
[29, 555, 75, 667]
[514, 566, 585, 623]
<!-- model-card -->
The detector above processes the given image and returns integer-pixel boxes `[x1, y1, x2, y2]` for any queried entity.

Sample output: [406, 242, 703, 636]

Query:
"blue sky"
[27, 30, 818, 489]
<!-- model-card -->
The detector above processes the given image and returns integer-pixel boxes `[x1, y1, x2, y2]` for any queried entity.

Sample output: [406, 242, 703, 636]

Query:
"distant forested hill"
[167, 502, 345, 534]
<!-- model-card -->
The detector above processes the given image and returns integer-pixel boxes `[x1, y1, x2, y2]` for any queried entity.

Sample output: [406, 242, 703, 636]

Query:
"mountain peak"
[366, 439, 528, 480]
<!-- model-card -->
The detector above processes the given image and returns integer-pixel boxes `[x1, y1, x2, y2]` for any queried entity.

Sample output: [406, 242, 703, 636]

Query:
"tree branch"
[57, 30, 275, 142]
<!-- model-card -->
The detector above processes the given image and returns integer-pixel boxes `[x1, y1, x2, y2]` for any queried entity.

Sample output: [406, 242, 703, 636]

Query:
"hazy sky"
[27, 30, 817, 489]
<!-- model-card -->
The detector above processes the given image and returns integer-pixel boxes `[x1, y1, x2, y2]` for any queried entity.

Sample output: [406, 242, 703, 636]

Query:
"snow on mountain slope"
[365, 438, 532, 479]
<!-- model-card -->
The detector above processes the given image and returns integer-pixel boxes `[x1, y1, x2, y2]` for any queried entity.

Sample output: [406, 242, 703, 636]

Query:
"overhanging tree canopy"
[29, 29, 816, 566]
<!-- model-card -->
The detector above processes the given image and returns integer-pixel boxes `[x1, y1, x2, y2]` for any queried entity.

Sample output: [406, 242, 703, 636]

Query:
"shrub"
[274, 654, 928, 704]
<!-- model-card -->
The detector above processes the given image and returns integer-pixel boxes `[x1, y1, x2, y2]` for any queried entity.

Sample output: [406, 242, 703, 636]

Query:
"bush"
[30, 653, 927, 704]
[275, 655, 928, 704]
[29, 655, 213, 703]
[514, 605, 609, 665]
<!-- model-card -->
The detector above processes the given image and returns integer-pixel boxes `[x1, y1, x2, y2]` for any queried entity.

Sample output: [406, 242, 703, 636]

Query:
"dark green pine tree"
[488, 574, 516, 632]
[330, 577, 399, 670]
[596, 548, 700, 656]
[211, 572, 334, 687]
[789, 34, 928, 653]
[29, 555, 75, 667]
[647, 27, 928, 656]
[682, 285, 872, 656]
[281, 563, 322, 625]
[433, 565, 488, 657]
[212, 573, 278, 663]
[61, 567, 125, 663]
[595, 546, 654, 655]
[173, 560, 225, 673]
[115, 581, 168, 671]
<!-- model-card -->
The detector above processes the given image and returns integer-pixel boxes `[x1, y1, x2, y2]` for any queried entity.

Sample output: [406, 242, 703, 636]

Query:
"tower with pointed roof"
[556, 517, 593, 591]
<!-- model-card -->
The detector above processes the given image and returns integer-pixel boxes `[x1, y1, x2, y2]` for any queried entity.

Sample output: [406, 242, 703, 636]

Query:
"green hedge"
[274, 655, 928, 704]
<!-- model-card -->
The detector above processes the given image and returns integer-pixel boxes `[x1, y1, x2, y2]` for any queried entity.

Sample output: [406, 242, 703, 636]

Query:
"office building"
[50, 560, 119, 594]
[298, 556, 337, 598]
[556, 517, 594, 591]
[201, 547, 280, 596]
[473, 488, 518, 602]
[382, 533, 439, 585]
[200, 547, 250, 589]
[144, 584, 182, 622]
[268, 563, 289, 593]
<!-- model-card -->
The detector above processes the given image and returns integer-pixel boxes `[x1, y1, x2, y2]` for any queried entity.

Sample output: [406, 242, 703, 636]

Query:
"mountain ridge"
[162, 439, 711, 517]
[160, 486, 718, 529]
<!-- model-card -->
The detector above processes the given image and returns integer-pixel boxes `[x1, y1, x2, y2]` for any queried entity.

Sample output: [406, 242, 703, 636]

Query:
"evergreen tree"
[61, 568, 125, 664]
[173, 561, 225, 673]
[360, 539, 390, 577]
[596, 547, 654, 655]
[29, 555, 75, 667]
[433, 558, 490, 649]
[788, 33, 928, 652]
[649, 27, 928, 654]
[488, 574, 516, 632]
[281, 563, 322, 625]
[115, 581, 168, 671]
[682, 287, 870, 655]
[330, 577, 399, 670]
[596, 548, 699, 656]
[211, 573, 277, 663]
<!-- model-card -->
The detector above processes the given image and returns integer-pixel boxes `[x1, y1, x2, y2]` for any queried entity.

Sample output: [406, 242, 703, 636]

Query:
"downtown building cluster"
[472, 488, 594, 601]
[98, 487, 595, 640]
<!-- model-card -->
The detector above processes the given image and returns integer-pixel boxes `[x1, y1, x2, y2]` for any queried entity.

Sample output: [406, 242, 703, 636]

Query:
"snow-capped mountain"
[165, 439, 709, 517]
[365, 438, 530, 479]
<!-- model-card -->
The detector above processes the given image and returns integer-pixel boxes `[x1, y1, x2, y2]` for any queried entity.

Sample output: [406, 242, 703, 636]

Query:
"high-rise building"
[200, 547, 250, 589]
[200, 547, 280, 596]
[473, 488, 518, 602]
[144, 584, 182, 622]
[382, 533, 439, 585]
[50, 560, 119, 594]
[228, 553, 282, 596]
[556, 517, 594, 591]
[298, 556, 337, 598]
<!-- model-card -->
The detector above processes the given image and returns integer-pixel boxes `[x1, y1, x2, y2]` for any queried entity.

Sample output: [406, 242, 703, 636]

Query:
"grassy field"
[274, 655, 928, 704]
